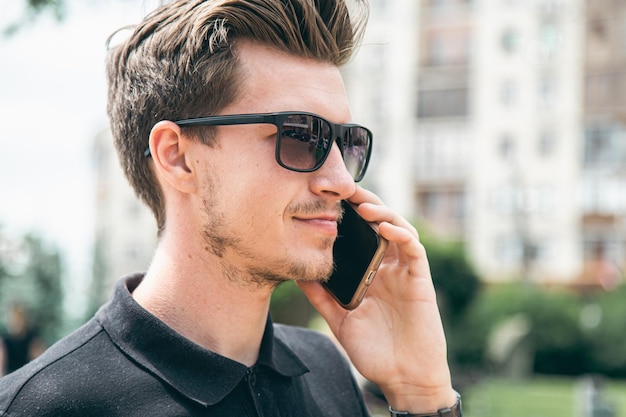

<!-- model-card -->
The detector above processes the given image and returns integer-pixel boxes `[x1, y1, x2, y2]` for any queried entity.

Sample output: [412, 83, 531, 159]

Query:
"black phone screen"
[322, 201, 384, 307]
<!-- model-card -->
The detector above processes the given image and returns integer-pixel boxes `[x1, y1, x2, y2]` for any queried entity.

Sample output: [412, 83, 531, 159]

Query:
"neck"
[132, 235, 274, 367]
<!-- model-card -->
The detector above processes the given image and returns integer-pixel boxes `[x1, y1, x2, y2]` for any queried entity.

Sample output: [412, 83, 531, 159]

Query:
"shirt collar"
[97, 273, 309, 407]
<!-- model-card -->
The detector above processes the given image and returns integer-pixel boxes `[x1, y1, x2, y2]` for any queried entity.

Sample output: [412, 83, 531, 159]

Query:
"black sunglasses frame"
[144, 111, 372, 182]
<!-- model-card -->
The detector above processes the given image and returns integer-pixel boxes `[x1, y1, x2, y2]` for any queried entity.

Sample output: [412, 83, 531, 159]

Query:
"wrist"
[388, 391, 462, 417]
[382, 381, 455, 413]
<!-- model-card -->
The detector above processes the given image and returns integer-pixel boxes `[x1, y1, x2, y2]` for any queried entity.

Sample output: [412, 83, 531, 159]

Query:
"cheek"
[243, 193, 286, 228]
[217, 178, 284, 226]
[203, 140, 300, 232]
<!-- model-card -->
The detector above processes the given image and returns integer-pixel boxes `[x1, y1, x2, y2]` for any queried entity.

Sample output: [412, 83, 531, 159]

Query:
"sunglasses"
[145, 111, 373, 182]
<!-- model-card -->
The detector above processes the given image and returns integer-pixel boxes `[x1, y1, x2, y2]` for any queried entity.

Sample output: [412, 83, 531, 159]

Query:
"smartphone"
[322, 200, 389, 310]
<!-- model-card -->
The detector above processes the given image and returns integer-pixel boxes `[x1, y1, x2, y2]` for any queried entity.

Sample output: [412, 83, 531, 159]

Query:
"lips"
[292, 213, 339, 236]
[288, 200, 342, 219]
[293, 212, 340, 223]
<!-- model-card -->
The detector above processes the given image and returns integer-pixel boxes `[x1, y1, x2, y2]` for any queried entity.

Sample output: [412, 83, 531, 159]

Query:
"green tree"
[5, 0, 169, 36]
[3, 0, 65, 36]
[414, 225, 483, 373]
[418, 228, 482, 325]
[584, 284, 626, 376]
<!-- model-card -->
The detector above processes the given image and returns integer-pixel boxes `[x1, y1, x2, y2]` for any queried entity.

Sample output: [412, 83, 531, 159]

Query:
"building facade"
[90, 129, 157, 310]
[92, 0, 625, 294]
[346, 0, 624, 285]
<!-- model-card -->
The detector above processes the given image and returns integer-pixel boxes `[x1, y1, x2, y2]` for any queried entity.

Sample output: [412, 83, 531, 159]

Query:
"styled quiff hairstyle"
[106, 0, 369, 234]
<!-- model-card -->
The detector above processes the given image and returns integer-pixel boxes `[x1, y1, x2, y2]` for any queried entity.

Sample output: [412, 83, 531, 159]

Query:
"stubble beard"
[201, 196, 335, 290]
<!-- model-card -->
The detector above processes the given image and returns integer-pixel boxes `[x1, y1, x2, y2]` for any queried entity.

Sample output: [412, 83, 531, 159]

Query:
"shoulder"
[0, 318, 133, 416]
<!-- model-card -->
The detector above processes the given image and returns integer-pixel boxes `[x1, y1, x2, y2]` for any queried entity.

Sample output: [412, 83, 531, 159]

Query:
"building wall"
[469, 0, 584, 282]
[579, 0, 626, 288]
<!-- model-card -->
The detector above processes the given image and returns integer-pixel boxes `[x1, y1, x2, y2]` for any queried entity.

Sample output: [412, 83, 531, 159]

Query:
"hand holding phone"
[322, 200, 388, 309]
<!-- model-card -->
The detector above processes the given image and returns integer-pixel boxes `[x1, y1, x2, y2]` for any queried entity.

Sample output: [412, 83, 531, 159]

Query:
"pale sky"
[0, 0, 160, 316]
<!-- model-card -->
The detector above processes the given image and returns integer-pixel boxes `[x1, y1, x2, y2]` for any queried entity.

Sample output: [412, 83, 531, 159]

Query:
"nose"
[309, 141, 356, 198]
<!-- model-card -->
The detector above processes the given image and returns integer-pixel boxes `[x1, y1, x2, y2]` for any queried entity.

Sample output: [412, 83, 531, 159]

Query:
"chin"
[309, 261, 335, 283]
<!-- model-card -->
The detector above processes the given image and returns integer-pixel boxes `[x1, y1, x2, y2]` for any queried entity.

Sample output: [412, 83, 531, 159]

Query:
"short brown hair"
[105, 0, 369, 234]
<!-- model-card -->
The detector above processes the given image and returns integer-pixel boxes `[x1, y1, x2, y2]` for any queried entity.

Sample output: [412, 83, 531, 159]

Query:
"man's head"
[106, 0, 368, 234]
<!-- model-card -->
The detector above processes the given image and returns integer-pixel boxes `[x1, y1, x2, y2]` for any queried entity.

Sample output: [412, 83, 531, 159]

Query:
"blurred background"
[1, 0, 625, 415]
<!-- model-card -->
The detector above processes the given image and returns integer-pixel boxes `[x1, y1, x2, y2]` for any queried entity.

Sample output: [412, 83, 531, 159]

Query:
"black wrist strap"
[388, 392, 462, 417]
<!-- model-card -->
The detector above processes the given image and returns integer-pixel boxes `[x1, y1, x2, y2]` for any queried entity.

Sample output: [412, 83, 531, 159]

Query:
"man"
[0, 0, 461, 415]
[0, 304, 45, 377]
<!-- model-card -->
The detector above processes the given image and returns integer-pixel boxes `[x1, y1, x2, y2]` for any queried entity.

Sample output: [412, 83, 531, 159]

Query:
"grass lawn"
[463, 376, 626, 417]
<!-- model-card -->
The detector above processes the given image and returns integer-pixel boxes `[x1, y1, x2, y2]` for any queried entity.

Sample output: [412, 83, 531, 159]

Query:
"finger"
[350, 202, 420, 241]
[379, 222, 425, 259]
[373, 222, 432, 285]
[346, 187, 420, 240]
[346, 186, 384, 206]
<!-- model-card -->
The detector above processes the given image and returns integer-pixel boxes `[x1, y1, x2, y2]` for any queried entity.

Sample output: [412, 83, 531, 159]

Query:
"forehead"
[229, 41, 352, 123]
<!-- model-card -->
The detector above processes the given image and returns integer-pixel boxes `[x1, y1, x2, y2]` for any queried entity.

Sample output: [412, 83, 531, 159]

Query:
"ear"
[148, 120, 197, 194]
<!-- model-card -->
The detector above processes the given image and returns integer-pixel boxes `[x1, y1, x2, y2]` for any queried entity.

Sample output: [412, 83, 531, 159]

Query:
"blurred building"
[91, 0, 625, 294]
[468, 0, 583, 283]
[90, 130, 157, 309]
[580, 0, 626, 289]
[346, 0, 625, 285]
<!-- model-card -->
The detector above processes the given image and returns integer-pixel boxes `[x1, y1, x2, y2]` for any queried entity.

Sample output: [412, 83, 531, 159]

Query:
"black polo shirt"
[0, 274, 370, 416]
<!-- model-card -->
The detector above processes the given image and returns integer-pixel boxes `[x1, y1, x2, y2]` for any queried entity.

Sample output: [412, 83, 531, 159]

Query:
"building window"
[499, 134, 516, 161]
[581, 236, 624, 289]
[539, 76, 557, 107]
[581, 177, 626, 213]
[501, 28, 519, 54]
[538, 131, 557, 157]
[491, 184, 555, 215]
[584, 124, 626, 168]
[585, 73, 620, 109]
[588, 19, 607, 42]
[422, 191, 442, 218]
[417, 189, 466, 235]
[417, 89, 469, 118]
[495, 234, 523, 266]
[430, 0, 446, 7]
[538, 21, 559, 61]
[583, 238, 623, 263]
[424, 30, 472, 67]
[491, 185, 517, 214]
[427, 35, 447, 66]
[535, 184, 556, 213]
[500, 80, 517, 106]
[537, 0, 559, 14]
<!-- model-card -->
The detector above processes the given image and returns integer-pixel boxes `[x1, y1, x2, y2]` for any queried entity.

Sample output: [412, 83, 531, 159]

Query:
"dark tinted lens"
[279, 115, 331, 170]
[342, 127, 371, 180]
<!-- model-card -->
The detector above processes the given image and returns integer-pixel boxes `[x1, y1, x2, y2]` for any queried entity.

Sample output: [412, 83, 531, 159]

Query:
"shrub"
[583, 284, 626, 377]
[450, 281, 626, 378]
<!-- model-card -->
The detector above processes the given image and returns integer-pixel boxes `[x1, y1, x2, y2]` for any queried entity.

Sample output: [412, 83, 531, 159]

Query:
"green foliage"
[426, 239, 482, 323]
[416, 225, 482, 326]
[3, 0, 65, 37]
[450, 281, 626, 378]
[457, 284, 587, 374]
[583, 285, 626, 376]
[270, 281, 315, 327]
[0, 231, 65, 345]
